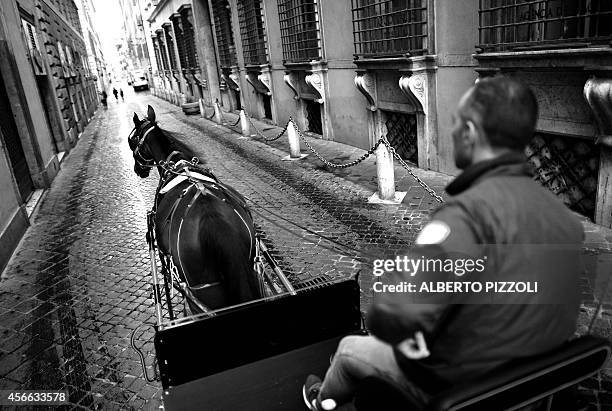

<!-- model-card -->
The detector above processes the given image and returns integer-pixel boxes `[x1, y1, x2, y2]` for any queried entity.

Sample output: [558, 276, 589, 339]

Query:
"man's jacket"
[367, 152, 584, 390]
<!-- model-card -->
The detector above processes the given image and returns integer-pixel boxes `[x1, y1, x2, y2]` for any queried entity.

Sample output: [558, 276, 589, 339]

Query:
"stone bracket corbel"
[246, 72, 271, 96]
[229, 69, 240, 91]
[354, 70, 376, 111]
[181, 69, 191, 84]
[257, 72, 272, 96]
[584, 76, 612, 148]
[171, 69, 181, 84]
[222, 73, 239, 91]
[398, 72, 426, 115]
[192, 69, 207, 89]
[305, 71, 324, 104]
[283, 71, 299, 100]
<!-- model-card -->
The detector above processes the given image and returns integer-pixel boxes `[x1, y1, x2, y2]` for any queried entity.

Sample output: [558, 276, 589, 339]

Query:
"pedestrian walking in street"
[120, 88, 124, 101]
[113, 87, 118, 101]
[100, 90, 107, 109]
[302, 76, 584, 410]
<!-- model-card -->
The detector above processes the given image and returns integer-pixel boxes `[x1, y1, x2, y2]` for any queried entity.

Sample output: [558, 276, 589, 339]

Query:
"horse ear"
[133, 112, 139, 126]
[147, 105, 156, 122]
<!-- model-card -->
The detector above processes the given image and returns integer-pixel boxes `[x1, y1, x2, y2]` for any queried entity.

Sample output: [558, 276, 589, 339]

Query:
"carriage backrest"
[154, 277, 361, 389]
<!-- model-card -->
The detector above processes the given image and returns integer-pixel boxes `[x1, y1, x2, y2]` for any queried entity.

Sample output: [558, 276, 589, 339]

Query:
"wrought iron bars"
[181, 7, 199, 69]
[352, 0, 428, 58]
[212, 0, 238, 68]
[155, 30, 170, 70]
[384, 111, 418, 164]
[163, 24, 178, 70]
[478, 0, 612, 52]
[171, 14, 187, 69]
[237, 0, 268, 66]
[277, 0, 321, 63]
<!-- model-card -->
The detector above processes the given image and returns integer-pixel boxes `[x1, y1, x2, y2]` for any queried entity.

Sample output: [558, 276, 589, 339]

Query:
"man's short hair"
[461, 76, 538, 151]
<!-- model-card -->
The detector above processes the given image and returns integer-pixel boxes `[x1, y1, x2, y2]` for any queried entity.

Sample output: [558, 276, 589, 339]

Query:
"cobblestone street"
[1, 89, 612, 410]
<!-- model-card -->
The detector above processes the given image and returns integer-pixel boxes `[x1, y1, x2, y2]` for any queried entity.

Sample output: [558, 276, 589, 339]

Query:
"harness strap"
[159, 172, 217, 194]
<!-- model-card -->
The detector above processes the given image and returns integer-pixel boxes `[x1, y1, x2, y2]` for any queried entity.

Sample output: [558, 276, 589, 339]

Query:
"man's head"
[451, 76, 538, 169]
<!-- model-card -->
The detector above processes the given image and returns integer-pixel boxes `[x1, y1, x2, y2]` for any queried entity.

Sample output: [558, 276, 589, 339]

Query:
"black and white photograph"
[0, 0, 611, 409]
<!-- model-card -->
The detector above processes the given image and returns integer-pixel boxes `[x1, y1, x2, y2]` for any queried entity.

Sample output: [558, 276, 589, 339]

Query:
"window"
[212, 0, 237, 68]
[352, 0, 428, 58]
[237, 0, 268, 65]
[278, 0, 321, 63]
[21, 19, 40, 52]
[58, 41, 66, 65]
[155, 31, 170, 70]
[478, 0, 612, 52]
[171, 16, 187, 69]
[163, 25, 177, 69]
[180, 7, 198, 68]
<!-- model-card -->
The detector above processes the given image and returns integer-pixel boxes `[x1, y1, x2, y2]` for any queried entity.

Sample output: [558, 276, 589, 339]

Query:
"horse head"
[128, 105, 160, 178]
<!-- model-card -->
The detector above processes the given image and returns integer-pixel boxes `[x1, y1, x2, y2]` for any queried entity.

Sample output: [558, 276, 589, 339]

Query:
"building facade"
[118, 0, 151, 76]
[142, 0, 612, 228]
[75, 0, 110, 94]
[0, 0, 102, 272]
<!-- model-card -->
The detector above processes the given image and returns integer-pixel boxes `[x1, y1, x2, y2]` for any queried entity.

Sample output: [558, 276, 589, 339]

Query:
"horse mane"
[157, 126, 203, 164]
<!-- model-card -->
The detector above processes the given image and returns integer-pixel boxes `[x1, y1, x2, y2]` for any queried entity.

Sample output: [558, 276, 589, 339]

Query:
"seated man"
[303, 76, 583, 410]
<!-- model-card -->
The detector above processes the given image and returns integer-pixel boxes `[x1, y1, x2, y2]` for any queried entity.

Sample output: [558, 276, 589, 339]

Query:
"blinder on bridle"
[129, 119, 158, 168]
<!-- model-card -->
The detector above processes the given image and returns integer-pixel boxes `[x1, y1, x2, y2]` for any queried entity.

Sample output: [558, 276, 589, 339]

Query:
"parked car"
[132, 72, 149, 91]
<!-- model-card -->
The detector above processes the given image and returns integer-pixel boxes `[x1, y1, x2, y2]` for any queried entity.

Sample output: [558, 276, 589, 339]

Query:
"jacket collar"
[446, 152, 532, 196]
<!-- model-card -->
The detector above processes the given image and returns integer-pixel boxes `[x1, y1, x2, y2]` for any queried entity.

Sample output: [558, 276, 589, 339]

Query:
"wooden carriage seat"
[354, 336, 611, 411]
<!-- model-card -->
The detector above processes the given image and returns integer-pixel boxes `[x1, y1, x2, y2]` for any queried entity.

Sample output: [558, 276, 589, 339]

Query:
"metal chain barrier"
[215, 104, 241, 127]
[221, 106, 445, 203]
[229, 115, 241, 127]
[381, 138, 445, 203]
[244, 109, 289, 142]
[295, 123, 382, 169]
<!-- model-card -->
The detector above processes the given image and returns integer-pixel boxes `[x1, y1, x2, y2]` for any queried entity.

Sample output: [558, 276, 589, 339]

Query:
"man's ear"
[147, 105, 156, 122]
[465, 120, 480, 147]
[133, 113, 140, 126]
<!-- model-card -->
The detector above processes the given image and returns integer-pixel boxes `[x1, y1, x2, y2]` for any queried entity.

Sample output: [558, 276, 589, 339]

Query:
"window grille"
[180, 7, 199, 68]
[163, 24, 178, 69]
[21, 19, 39, 52]
[352, 0, 428, 58]
[237, 0, 268, 65]
[478, 0, 612, 52]
[172, 15, 187, 69]
[156, 31, 170, 70]
[278, 0, 321, 63]
[526, 133, 599, 219]
[212, 0, 237, 68]
[305, 100, 322, 135]
[384, 111, 418, 164]
[152, 37, 164, 71]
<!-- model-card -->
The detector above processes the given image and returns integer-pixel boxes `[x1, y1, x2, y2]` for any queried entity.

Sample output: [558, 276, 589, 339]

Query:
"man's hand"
[397, 331, 430, 360]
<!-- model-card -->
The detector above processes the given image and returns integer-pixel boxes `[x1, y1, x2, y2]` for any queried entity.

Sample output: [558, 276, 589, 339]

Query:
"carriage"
[128, 106, 611, 411]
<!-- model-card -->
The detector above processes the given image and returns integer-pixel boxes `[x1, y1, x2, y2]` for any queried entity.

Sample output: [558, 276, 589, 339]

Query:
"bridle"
[129, 119, 159, 168]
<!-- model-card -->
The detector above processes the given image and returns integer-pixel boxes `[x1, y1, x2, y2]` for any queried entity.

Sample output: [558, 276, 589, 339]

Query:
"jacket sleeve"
[366, 203, 482, 345]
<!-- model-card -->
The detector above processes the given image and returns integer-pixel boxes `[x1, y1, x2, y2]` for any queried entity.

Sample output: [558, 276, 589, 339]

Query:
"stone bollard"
[198, 98, 205, 117]
[282, 119, 307, 161]
[368, 143, 407, 204]
[213, 100, 223, 124]
[239, 109, 250, 137]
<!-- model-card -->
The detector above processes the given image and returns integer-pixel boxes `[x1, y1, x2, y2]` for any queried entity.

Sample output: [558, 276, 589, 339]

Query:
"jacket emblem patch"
[416, 221, 451, 245]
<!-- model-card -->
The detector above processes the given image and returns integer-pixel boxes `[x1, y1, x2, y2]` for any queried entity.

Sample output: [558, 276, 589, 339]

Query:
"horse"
[128, 105, 264, 313]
